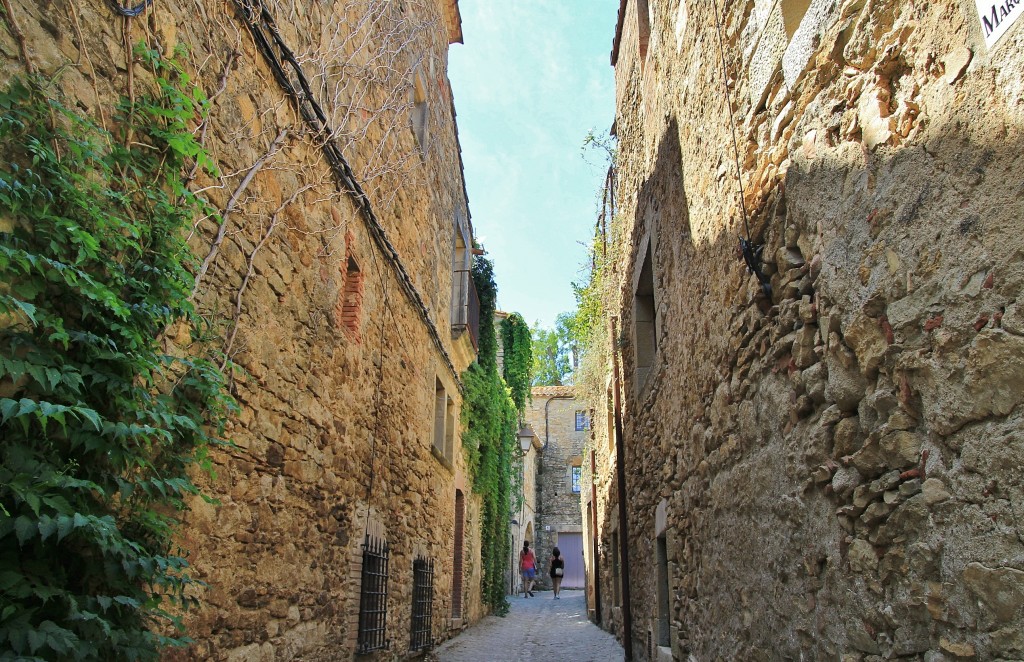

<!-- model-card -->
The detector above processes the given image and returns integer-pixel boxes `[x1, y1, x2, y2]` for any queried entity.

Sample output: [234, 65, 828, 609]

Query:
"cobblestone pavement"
[431, 590, 624, 661]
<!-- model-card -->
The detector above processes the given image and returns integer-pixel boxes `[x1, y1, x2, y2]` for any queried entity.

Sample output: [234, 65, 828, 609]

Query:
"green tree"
[531, 313, 576, 386]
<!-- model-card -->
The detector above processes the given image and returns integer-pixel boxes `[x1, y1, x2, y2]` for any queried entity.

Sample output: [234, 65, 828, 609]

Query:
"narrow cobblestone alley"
[432, 592, 623, 661]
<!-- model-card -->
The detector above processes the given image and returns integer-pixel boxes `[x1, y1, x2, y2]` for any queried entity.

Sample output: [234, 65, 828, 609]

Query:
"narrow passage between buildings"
[432, 591, 624, 662]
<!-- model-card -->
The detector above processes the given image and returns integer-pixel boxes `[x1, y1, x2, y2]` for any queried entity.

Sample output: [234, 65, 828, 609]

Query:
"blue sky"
[448, 1, 618, 329]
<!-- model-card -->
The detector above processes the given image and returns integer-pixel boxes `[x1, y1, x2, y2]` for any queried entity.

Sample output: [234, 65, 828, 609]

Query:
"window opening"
[633, 242, 658, 391]
[451, 491, 465, 618]
[450, 217, 479, 350]
[571, 466, 582, 494]
[411, 69, 428, 155]
[444, 395, 455, 460]
[611, 531, 621, 606]
[410, 557, 435, 651]
[607, 389, 616, 453]
[357, 534, 390, 653]
[656, 533, 670, 647]
[433, 379, 447, 460]
[575, 409, 591, 431]
[637, 0, 652, 64]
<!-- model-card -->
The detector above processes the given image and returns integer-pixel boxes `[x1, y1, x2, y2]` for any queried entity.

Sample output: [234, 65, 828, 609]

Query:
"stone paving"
[431, 590, 624, 661]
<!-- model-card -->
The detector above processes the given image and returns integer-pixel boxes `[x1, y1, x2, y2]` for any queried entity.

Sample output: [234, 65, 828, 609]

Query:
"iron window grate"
[357, 534, 390, 654]
[410, 557, 435, 651]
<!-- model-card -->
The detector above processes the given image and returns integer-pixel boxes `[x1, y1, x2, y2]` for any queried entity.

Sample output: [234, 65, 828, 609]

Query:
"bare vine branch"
[0, 0, 36, 75]
[221, 184, 313, 368]
[191, 127, 289, 299]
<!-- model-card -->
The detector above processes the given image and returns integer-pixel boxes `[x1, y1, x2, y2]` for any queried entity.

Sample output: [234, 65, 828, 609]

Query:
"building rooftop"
[531, 385, 575, 397]
[442, 0, 464, 44]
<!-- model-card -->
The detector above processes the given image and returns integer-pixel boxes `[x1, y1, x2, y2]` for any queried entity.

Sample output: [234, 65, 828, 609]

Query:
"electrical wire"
[232, 0, 463, 385]
[107, 0, 153, 17]
[710, 0, 751, 240]
[709, 0, 773, 297]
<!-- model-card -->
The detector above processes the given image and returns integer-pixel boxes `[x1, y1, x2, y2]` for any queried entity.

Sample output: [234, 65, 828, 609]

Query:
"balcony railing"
[451, 269, 480, 352]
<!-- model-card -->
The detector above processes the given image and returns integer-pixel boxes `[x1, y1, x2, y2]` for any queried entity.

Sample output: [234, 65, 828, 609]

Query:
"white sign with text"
[976, 0, 1024, 48]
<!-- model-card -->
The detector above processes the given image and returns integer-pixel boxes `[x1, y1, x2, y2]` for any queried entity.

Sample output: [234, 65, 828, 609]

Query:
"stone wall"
[510, 426, 540, 596]
[0, 0, 487, 659]
[527, 387, 587, 591]
[590, 0, 1024, 660]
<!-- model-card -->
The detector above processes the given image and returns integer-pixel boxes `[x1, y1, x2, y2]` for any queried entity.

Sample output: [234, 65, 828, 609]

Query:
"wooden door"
[558, 532, 585, 588]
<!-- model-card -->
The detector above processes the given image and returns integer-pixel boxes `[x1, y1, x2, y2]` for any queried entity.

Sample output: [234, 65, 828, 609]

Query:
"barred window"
[410, 557, 435, 651]
[571, 466, 582, 494]
[575, 410, 590, 431]
[357, 534, 390, 654]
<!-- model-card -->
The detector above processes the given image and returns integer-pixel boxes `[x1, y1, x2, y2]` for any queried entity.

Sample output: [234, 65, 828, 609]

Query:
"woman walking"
[519, 540, 536, 597]
[549, 547, 565, 599]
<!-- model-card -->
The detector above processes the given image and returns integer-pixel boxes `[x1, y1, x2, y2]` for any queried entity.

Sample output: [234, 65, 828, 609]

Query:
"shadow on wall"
[610, 105, 1024, 660]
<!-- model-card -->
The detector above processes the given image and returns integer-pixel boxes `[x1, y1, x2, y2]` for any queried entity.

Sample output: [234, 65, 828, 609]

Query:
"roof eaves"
[611, 0, 628, 66]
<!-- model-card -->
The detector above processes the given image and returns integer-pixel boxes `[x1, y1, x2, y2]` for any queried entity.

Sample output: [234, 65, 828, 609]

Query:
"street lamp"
[518, 425, 536, 455]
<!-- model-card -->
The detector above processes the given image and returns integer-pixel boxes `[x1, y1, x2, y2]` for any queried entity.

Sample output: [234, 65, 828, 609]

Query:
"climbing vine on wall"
[0, 47, 233, 660]
[461, 255, 518, 614]
[500, 312, 532, 413]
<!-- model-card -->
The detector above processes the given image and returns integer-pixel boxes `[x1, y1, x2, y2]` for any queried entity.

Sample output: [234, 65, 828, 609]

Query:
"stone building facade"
[0, 0, 489, 659]
[585, 0, 1024, 660]
[510, 423, 541, 595]
[525, 386, 589, 592]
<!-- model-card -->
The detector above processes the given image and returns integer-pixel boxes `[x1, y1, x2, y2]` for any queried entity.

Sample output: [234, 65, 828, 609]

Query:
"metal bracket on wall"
[739, 237, 772, 298]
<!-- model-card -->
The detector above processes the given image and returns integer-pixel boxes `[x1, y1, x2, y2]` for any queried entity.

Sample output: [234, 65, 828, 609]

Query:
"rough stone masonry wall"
[603, 0, 1024, 660]
[528, 388, 587, 591]
[0, 1, 486, 659]
[579, 380, 620, 630]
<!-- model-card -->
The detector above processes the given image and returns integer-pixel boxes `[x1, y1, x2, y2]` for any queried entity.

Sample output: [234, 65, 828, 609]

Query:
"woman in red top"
[519, 540, 536, 597]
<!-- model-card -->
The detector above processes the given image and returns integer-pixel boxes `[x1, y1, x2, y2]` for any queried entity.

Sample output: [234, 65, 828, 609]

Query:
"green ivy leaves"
[500, 312, 532, 412]
[460, 256, 528, 616]
[0, 46, 232, 661]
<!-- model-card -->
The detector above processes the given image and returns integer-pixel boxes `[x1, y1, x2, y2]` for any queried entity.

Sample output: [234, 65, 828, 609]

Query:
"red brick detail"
[335, 254, 364, 343]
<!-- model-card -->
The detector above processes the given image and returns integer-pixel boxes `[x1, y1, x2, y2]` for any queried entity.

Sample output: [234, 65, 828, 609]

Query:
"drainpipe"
[590, 449, 602, 624]
[610, 317, 633, 661]
[543, 393, 575, 451]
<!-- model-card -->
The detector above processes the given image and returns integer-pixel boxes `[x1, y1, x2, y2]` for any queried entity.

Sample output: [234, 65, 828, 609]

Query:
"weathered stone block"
[825, 342, 867, 412]
[848, 538, 877, 572]
[747, 0, 788, 108]
[920, 330, 1024, 435]
[845, 312, 888, 376]
[781, 0, 840, 88]
[921, 478, 951, 505]
[833, 415, 862, 456]
[962, 563, 1024, 623]
[878, 430, 922, 468]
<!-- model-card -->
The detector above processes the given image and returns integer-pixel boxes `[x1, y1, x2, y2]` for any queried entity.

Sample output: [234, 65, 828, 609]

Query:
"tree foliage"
[531, 314, 576, 386]
[0, 48, 233, 660]
[499, 313, 532, 413]
[551, 130, 622, 402]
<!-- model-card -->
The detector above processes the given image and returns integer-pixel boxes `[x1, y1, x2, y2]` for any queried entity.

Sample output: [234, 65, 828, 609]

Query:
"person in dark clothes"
[549, 547, 565, 599]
